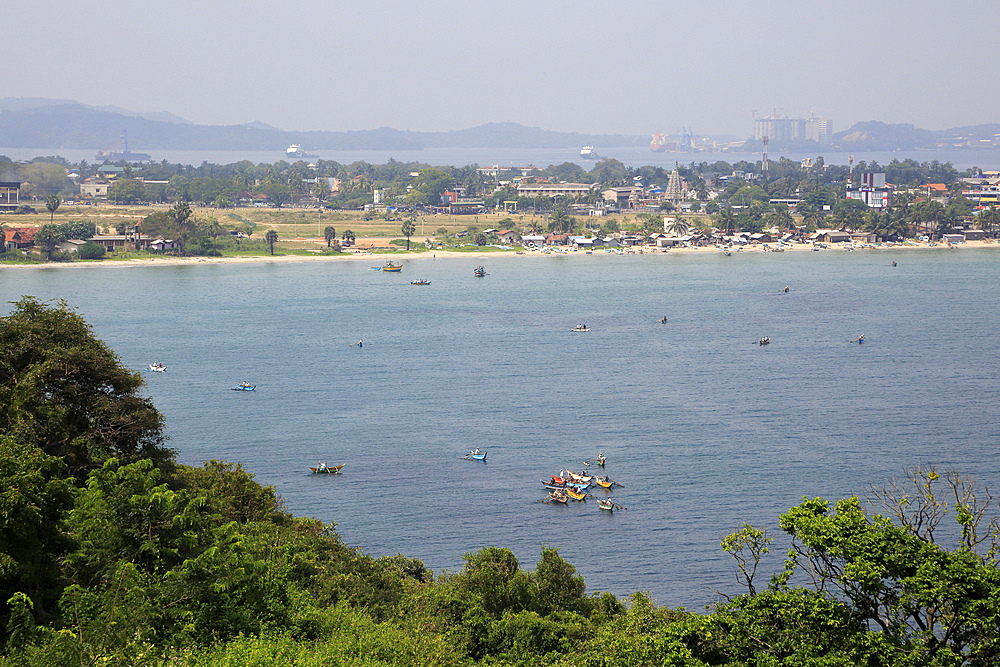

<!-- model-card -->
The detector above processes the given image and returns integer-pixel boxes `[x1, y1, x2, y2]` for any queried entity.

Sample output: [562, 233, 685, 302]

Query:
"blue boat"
[462, 448, 487, 461]
[232, 383, 256, 391]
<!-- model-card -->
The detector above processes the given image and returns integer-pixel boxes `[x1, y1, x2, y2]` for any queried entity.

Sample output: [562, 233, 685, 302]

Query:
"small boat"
[562, 469, 593, 484]
[851, 334, 865, 344]
[474, 266, 486, 277]
[566, 487, 588, 501]
[758, 337, 770, 346]
[231, 382, 256, 391]
[542, 489, 568, 504]
[543, 477, 590, 491]
[410, 279, 431, 285]
[584, 453, 606, 467]
[370, 266, 382, 271]
[594, 475, 623, 489]
[598, 498, 627, 512]
[382, 261, 402, 272]
[146, 362, 166, 372]
[462, 448, 487, 461]
[310, 463, 345, 474]
[571, 325, 591, 332]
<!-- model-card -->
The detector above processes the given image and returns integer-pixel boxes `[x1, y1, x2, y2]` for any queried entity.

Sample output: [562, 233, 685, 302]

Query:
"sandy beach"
[2, 237, 996, 270]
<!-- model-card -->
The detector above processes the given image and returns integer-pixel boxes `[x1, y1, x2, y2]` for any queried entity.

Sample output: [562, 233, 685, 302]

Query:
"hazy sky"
[11, 0, 999, 136]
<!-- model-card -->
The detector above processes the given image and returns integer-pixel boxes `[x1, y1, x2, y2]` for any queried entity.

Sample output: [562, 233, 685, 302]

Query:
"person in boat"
[784, 286, 790, 293]
[318, 461, 326, 471]
[660, 316, 667, 324]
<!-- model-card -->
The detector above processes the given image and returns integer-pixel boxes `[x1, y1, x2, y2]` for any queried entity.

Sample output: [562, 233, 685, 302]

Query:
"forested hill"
[0, 99, 645, 151]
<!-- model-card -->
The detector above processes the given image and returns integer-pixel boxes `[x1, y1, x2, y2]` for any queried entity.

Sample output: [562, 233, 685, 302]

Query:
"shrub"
[77, 242, 106, 260]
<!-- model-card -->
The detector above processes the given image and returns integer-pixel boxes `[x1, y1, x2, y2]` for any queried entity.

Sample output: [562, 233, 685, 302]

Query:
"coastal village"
[2, 155, 999, 261]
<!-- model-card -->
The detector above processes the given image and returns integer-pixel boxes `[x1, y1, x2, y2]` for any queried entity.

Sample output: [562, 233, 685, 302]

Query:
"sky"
[10, 0, 999, 137]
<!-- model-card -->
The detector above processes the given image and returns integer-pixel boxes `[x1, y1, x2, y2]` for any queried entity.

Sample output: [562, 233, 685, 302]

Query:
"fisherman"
[784, 286, 790, 292]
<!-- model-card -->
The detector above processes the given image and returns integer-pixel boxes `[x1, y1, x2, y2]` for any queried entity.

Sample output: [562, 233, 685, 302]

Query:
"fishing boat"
[543, 489, 568, 504]
[410, 279, 431, 285]
[571, 324, 591, 332]
[231, 382, 256, 391]
[382, 261, 402, 272]
[542, 477, 590, 491]
[594, 475, 623, 489]
[566, 487, 588, 501]
[462, 448, 487, 461]
[598, 498, 627, 512]
[146, 362, 166, 372]
[474, 266, 486, 277]
[852, 334, 866, 344]
[759, 337, 770, 346]
[584, 453, 606, 467]
[310, 463, 345, 474]
[562, 469, 593, 484]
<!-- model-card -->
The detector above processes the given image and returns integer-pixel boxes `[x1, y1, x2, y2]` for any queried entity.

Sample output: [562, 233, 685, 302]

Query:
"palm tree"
[975, 205, 1000, 237]
[45, 195, 61, 224]
[401, 220, 416, 250]
[665, 216, 691, 237]
[342, 229, 355, 247]
[324, 226, 337, 247]
[264, 229, 278, 256]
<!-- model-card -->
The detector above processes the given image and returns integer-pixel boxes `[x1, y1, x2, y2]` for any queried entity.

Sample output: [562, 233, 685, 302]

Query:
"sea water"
[2, 249, 999, 609]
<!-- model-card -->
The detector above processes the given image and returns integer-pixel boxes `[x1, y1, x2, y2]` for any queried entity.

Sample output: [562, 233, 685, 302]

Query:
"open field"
[3, 203, 713, 240]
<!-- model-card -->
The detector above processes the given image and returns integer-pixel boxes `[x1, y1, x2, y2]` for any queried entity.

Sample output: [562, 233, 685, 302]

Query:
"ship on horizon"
[286, 144, 319, 159]
[95, 130, 151, 162]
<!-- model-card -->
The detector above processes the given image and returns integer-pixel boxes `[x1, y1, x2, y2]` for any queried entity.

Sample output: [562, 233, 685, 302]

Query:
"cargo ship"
[95, 130, 151, 162]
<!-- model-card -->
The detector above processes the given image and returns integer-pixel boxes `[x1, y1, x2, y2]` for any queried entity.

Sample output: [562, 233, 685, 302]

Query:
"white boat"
[286, 144, 318, 159]
[571, 325, 591, 332]
[147, 362, 166, 372]
[580, 145, 597, 159]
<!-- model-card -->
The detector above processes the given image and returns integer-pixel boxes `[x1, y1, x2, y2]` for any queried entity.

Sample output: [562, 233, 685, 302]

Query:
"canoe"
[410, 279, 431, 285]
[598, 498, 627, 512]
[545, 490, 568, 504]
[310, 464, 345, 474]
[382, 261, 402, 272]
[594, 477, 614, 489]
[462, 449, 487, 461]
[570, 327, 591, 332]
[231, 385, 256, 391]
[566, 487, 588, 501]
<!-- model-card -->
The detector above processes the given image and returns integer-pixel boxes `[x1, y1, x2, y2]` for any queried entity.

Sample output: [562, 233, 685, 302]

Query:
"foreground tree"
[324, 225, 337, 247]
[0, 298, 170, 476]
[264, 229, 278, 255]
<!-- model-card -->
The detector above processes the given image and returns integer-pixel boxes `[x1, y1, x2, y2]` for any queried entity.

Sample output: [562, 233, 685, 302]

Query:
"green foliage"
[76, 242, 105, 260]
[0, 298, 169, 475]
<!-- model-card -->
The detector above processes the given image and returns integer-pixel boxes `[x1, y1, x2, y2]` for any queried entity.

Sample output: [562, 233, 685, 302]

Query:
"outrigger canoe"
[566, 487, 588, 501]
[310, 464, 346, 474]
[462, 449, 487, 461]
[231, 385, 256, 391]
[598, 498, 627, 512]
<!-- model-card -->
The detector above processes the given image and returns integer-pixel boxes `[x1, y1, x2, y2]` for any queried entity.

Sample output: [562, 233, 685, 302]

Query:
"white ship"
[286, 144, 318, 159]
[580, 145, 597, 159]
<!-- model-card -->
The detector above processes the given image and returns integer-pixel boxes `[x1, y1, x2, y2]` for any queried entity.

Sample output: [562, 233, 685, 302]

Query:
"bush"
[77, 242, 106, 260]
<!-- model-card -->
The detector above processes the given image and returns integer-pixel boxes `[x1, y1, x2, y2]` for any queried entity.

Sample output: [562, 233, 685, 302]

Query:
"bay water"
[2, 249, 999, 609]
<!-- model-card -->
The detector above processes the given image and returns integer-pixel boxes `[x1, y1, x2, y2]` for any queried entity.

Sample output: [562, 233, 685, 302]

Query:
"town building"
[753, 113, 833, 143]
[846, 173, 893, 210]
[515, 183, 595, 199]
[0, 181, 21, 212]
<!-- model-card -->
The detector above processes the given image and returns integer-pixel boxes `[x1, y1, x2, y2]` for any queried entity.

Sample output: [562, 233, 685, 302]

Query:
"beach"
[3, 237, 996, 270]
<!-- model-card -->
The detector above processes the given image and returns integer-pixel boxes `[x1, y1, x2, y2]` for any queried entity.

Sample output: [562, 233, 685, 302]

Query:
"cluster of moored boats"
[540, 454, 627, 512]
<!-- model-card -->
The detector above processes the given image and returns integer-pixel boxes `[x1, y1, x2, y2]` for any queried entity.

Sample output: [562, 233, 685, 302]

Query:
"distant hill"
[833, 121, 937, 150]
[0, 99, 647, 152]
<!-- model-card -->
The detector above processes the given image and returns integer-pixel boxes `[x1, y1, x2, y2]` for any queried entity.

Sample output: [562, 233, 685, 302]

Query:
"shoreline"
[2, 238, 996, 270]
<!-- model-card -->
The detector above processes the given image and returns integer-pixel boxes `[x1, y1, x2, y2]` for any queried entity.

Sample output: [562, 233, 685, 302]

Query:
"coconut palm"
[324, 226, 337, 248]
[45, 195, 60, 224]
[664, 216, 691, 237]
[264, 229, 278, 256]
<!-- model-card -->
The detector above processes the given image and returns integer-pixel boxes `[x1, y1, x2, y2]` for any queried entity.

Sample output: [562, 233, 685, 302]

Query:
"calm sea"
[2, 250, 999, 608]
